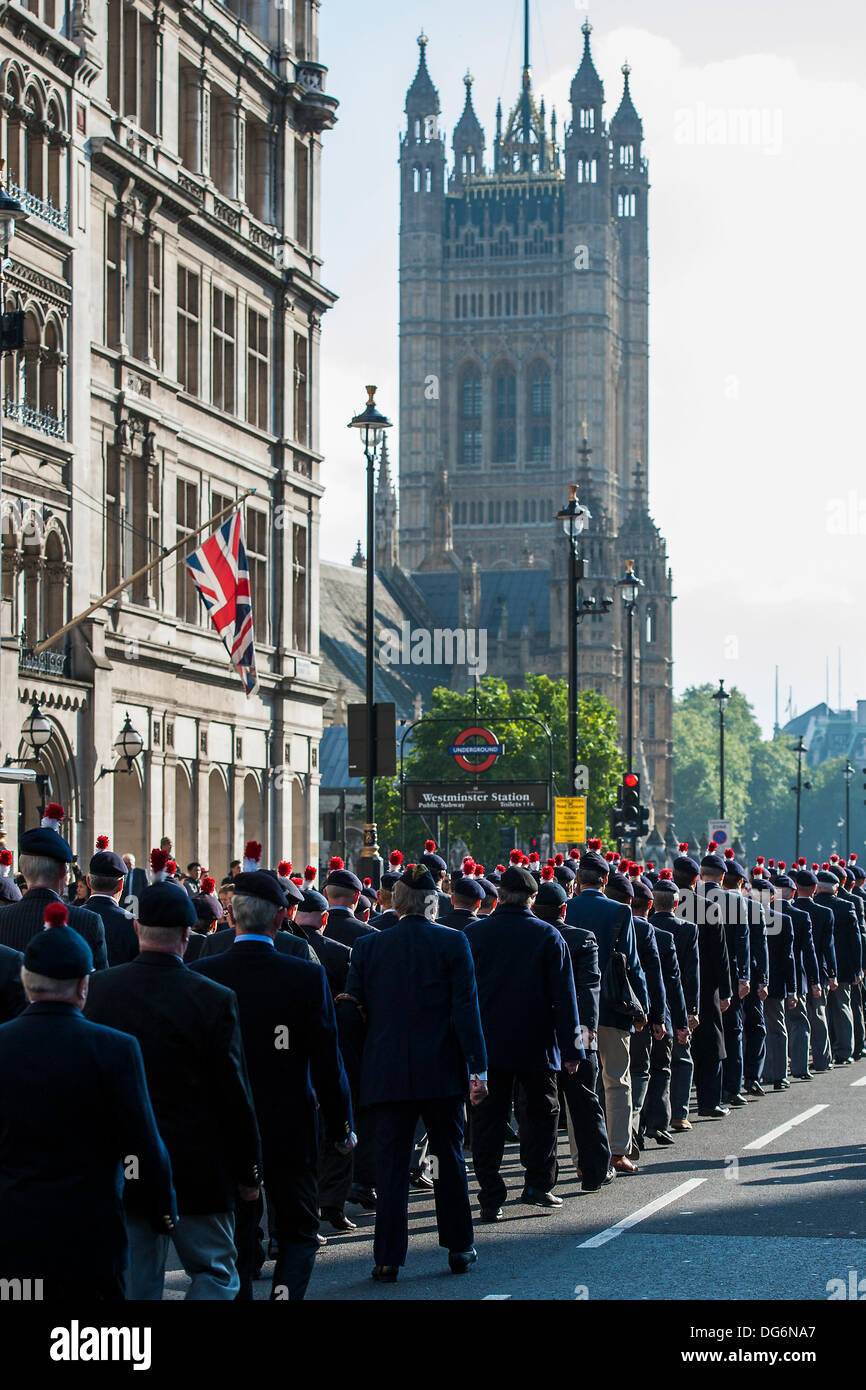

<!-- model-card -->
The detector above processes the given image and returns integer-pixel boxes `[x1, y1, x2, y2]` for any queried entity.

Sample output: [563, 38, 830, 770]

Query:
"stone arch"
[208, 766, 230, 881]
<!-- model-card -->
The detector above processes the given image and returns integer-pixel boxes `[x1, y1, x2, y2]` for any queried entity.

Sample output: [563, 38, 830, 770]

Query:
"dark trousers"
[236, 1162, 320, 1301]
[641, 1032, 673, 1134]
[852, 981, 865, 1057]
[694, 1054, 723, 1112]
[349, 1104, 377, 1195]
[471, 1067, 559, 1207]
[670, 1037, 693, 1122]
[560, 1054, 610, 1187]
[743, 993, 766, 1082]
[371, 1096, 472, 1267]
[722, 999, 744, 1095]
[317, 1141, 353, 1213]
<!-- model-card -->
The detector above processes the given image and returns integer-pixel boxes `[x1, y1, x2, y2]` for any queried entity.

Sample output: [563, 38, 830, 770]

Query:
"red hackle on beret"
[328, 856, 344, 871]
[44, 902, 69, 928]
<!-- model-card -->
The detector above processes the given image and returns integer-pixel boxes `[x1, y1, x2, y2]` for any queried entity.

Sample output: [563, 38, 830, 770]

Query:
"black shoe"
[745, 1080, 765, 1096]
[581, 1166, 616, 1192]
[698, 1106, 729, 1118]
[773, 1079, 790, 1091]
[371, 1265, 398, 1283]
[479, 1206, 503, 1223]
[792, 1071, 814, 1080]
[319, 1207, 357, 1232]
[448, 1246, 477, 1274]
[409, 1169, 435, 1190]
[646, 1128, 676, 1146]
[834, 1057, 854, 1066]
[504, 1123, 520, 1143]
[521, 1187, 562, 1208]
[316, 1233, 328, 1247]
[723, 1093, 748, 1107]
[347, 1187, 377, 1211]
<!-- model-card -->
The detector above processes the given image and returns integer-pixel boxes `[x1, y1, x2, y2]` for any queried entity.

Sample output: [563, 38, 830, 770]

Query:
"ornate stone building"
[0, 0, 337, 869]
[390, 19, 674, 827]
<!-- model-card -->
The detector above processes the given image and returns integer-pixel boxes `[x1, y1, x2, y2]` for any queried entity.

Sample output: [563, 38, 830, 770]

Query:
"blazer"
[787, 900, 820, 995]
[192, 941, 353, 1163]
[650, 910, 699, 1015]
[324, 906, 377, 949]
[120, 866, 148, 911]
[746, 897, 770, 988]
[346, 914, 487, 1105]
[565, 888, 649, 1031]
[199, 924, 315, 963]
[86, 894, 139, 967]
[84, 952, 261, 1215]
[0, 943, 25, 1023]
[678, 886, 731, 1063]
[0, 1001, 175, 1281]
[558, 922, 600, 1040]
[797, 897, 836, 983]
[653, 925, 688, 1034]
[0, 877, 22, 903]
[815, 892, 862, 984]
[764, 904, 796, 999]
[632, 915, 667, 1027]
[465, 906, 582, 1070]
[438, 907, 479, 932]
[369, 908, 399, 931]
[297, 928, 351, 997]
[0, 886, 108, 970]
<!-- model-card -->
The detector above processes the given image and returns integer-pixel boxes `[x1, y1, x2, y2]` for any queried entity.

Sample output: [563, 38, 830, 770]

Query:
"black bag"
[600, 921, 646, 1023]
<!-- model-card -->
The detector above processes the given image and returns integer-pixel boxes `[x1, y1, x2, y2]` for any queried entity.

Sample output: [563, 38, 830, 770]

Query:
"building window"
[107, 0, 156, 133]
[178, 61, 200, 173]
[459, 367, 482, 467]
[493, 369, 516, 463]
[294, 0, 307, 58]
[246, 117, 270, 222]
[212, 288, 236, 413]
[412, 166, 421, 193]
[246, 506, 268, 640]
[148, 238, 162, 368]
[577, 156, 597, 183]
[645, 605, 657, 644]
[619, 144, 635, 169]
[246, 308, 269, 430]
[527, 365, 551, 464]
[293, 522, 308, 651]
[176, 479, 200, 625]
[293, 333, 309, 445]
[295, 139, 309, 246]
[425, 166, 432, 193]
[579, 107, 595, 132]
[105, 211, 120, 348]
[177, 266, 200, 395]
[617, 190, 636, 218]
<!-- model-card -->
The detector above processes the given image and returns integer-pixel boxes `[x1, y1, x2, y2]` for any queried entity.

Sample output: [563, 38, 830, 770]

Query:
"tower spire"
[524, 0, 530, 73]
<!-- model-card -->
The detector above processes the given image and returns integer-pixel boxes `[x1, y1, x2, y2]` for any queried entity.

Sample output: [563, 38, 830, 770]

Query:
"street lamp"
[712, 679, 731, 819]
[348, 385, 392, 886]
[844, 760, 854, 859]
[19, 699, 52, 812]
[790, 736, 812, 859]
[97, 711, 144, 778]
[616, 559, 643, 774]
[556, 484, 591, 798]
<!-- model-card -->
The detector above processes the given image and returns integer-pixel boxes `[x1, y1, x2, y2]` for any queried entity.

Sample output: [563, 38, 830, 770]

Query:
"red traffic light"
[623, 773, 639, 788]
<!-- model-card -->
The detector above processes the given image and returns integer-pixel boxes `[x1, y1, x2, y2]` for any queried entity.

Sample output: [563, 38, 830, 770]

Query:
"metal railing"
[18, 639, 68, 676]
[2, 396, 65, 439]
[5, 180, 69, 233]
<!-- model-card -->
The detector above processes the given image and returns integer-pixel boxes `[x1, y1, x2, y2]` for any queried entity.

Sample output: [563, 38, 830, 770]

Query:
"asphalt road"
[164, 1058, 866, 1302]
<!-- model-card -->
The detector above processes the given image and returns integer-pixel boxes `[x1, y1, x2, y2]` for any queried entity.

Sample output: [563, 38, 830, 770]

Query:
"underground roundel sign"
[448, 727, 505, 774]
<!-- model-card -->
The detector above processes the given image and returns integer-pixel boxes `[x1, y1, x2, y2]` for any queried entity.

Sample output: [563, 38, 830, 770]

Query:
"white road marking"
[577, 1178, 707, 1249]
[742, 1104, 829, 1150]
[850, 1075, 866, 1087]
[482, 1294, 511, 1299]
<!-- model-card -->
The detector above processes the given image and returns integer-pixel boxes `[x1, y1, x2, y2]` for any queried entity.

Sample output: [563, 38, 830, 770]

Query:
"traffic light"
[621, 772, 640, 835]
[529, 835, 539, 855]
[637, 803, 650, 837]
[609, 803, 624, 839]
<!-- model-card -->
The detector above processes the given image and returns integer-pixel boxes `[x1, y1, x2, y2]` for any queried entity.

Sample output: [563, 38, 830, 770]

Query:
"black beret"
[325, 868, 363, 893]
[700, 853, 726, 874]
[19, 826, 73, 863]
[554, 864, 576, 886]
[192, 897, 220, 926]
[452, 877, 484, 903]
[673, 854, 700, 877]
[643, 871, 659, 888]
[380, 870, 402, 890]
[771, 873, 794, 890]
[137, 881, 198, 927]
[794, 868, 817, 887]
[607, 872, 634, 901]
[536, 879, 567, 907]
[401, 863, 438, 891]
[816, 870, 838, 887]
[722, 859, 746, 881]
[358, 885, 378, 905]
[475, 876, 498, 899]
[852, 866, 866, 883]
[421, 850, 447, 874]
[89, 850, 127, 878]
[24, 922, 93, 978]
[826, 864, 846, 883]
[299, 888, 328, 914]
[579, 850, 609, 877]
[500, 864, 538, 894]
[234, 870, 298, 907]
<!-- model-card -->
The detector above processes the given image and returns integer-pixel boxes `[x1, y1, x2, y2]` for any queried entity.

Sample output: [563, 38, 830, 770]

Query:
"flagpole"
[32, 489, 257, 655]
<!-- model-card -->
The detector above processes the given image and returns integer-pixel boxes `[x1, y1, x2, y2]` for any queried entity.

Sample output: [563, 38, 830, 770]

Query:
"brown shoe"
[670, 1119, 692, 1132]
[611, 1155, 638, 1174]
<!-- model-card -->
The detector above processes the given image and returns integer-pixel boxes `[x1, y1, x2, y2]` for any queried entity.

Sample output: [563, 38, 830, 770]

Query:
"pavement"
[164, 1057, 866, 1301]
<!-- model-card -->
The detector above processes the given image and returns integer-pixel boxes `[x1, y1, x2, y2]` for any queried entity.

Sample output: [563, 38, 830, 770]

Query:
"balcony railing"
[19, 640, 68, 677]
[3, 396, 65, 439]
[5, 180, 69, 233]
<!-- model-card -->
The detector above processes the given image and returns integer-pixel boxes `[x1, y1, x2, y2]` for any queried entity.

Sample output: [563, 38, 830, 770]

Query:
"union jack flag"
[185, 508, 259, 696]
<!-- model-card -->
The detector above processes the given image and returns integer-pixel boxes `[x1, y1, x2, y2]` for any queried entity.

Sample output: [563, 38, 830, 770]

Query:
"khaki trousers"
[597, 1025, 634, 1157]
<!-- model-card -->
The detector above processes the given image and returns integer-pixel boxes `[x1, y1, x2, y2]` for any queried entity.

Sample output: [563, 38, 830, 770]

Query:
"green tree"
[375, 675, 624, 865]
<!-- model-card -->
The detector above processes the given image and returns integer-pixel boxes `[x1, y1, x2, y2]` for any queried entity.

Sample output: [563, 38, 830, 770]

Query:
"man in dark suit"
[728, 860, 770, 1099]
[607, 871, 667, 1148]
[345, 863, 487, 1282]
[681, 852, 732, 1118]
[0, 912, 176, 1299]
[467, 863, 582, 1213]
[420, 840, 453, 921]
[192, 871, 354, 1301]
[565, 847, 648, 1171]
[703, 854, 750, 1109]
[85, 881, 261, 1300]
[323, 861, 378, 947]
[439, 875, 483, 931]
[0, 943, 25, 1022]
[627, 874, 687, 1146]
[85, 849, 139, 966]
[794, 867, 837, 1072]
[534, 873, 612, 1192]
[758, 876, 797, 1088]
[816, 869, 862, 1064]
[777, 872, 820, 1078]
[120, 853, 148, 911]
[0, 811, 107, 969]
[650, 867, 699, 1131]
[200, 875, 318, 963]
[369, 866, 401, 931]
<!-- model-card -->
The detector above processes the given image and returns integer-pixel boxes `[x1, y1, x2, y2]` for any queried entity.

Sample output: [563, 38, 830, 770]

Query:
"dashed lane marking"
[742, 1104, 829, 1151]
[577, 1178, 707, 1249]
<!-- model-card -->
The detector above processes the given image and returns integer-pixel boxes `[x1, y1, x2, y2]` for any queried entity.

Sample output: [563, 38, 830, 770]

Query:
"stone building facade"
[391, 21, 674, 827]
[0, 0, 337, 871]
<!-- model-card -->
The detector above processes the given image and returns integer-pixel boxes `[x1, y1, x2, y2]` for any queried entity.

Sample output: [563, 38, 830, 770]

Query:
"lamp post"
[844, 760, 854, 859]
[20, 699, 52, 812]
[791, 736, 812, 859]
[712, 679, 731, 819]
[555, 484, 591, 797]
[96, 711, 145, 779]
[616, 559, 643, 774]
[348, 385, 392, 885]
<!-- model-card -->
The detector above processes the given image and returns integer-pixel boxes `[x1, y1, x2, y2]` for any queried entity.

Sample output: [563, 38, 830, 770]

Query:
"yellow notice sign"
[554, 797, 587, 844]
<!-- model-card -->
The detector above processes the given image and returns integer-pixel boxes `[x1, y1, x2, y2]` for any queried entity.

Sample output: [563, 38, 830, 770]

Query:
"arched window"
[44, 529, 67, 638]
[24, 90, 43, 199]
[617, 190, 636, 218]
[579, 107, 595, 132]
[41, 319, 60, 419]
[46, 101, 63, 210]
[577, 156, 597, 183]
[414, 117, 421, 141]
[459, 366, 482, 467]
[22, 311, 40, 407]
[412, 166, 420, 193]
[527, 364, 551, 464]
[424, 166, 432, 192]
[645, 605, 657, 644]
[493, 368, 516, 462]
[619, 144, 635, 169]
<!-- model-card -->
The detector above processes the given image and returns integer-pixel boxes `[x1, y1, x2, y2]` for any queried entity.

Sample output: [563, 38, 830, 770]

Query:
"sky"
[316, 0, 866, 737]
